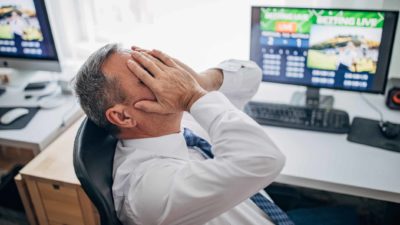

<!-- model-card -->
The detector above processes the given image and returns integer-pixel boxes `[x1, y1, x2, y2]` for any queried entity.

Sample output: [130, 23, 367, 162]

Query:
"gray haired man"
[75, 44, 288, 225]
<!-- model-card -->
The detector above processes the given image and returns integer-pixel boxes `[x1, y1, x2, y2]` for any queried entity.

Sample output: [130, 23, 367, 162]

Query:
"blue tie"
[183, 128, 295, 225]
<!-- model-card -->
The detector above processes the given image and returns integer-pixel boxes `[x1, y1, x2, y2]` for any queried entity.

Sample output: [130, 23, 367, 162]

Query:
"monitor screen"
[0, 0, 58, 61]
[250, 7, 398, 93]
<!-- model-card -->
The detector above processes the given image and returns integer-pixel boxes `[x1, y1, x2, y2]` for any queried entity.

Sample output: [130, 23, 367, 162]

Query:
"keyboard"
[245, 101, 350, 134]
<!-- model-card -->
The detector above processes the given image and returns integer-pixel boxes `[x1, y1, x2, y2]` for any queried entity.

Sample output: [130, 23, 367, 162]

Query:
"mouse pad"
[0, 107, 39, 130]
[347, 117, 400, 153]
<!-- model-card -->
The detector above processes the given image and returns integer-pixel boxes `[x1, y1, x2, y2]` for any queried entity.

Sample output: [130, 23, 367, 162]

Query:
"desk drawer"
[0, 145, 36, 172]
[37, 182, 85, 225]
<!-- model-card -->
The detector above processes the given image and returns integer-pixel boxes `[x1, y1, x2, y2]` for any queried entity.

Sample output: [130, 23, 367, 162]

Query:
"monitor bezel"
[0, 0, 60, 63]
[250, 6, 399, 94]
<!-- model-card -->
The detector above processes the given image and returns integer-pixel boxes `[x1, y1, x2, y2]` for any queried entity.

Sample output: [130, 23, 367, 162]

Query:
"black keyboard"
[245, 101, 350, 134]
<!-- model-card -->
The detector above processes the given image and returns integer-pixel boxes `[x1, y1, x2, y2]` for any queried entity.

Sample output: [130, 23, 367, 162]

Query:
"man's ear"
[105, 104, 137, 128]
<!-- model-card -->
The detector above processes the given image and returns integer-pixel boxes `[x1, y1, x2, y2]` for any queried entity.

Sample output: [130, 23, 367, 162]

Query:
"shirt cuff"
[189, 91, 235, 132]
[215, 59, 261, 95]
[213, 59, 262, 110]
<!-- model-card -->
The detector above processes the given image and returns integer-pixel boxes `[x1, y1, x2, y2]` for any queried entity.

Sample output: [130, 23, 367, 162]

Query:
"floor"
[0, 165, 28, 225]
[0, 206, 28, 225]
[266, 183, 400, 225]
[1, 179, 400, 225]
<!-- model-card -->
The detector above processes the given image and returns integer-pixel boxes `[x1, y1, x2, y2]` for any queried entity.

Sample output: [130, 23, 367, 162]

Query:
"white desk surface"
[0, 92, 83, 151]
[253, 82, 400, 203]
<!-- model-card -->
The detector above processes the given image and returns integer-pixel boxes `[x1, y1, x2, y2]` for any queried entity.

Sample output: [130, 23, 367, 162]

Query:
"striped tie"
[183, 128, 295, 225]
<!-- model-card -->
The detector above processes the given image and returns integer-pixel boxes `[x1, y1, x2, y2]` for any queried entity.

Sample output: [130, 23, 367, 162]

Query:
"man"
[74, 43, 287, 225]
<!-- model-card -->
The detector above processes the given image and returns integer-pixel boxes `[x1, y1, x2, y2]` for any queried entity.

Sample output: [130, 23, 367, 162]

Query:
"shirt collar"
[120, 130, 189, 160]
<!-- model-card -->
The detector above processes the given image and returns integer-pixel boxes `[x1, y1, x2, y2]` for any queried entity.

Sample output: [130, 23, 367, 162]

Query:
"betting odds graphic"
[0, 0, 50, 57]
[257, 8, 385, 90]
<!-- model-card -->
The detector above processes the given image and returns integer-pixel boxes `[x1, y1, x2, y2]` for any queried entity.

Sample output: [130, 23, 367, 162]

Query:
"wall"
[45, 0, 400, 78]
[383, 0, 400, 78]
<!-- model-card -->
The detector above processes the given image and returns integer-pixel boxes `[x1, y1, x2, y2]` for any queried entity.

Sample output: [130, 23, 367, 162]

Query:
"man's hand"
[127, 50, 207, 114]
[132, 46, 223, 92]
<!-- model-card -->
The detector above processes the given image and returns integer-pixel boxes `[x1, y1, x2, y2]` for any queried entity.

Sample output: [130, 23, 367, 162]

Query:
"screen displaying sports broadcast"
[0, 0, 57, 59]
[250, 7, 398, 93]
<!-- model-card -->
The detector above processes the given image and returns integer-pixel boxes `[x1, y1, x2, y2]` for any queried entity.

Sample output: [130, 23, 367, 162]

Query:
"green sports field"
[0, 25, 13, 39]
[307, 50, 338, 70]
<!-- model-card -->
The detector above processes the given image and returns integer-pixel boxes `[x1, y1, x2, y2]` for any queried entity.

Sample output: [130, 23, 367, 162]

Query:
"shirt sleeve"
[215, 59, 262, 110]
[128, 92, 285, 225]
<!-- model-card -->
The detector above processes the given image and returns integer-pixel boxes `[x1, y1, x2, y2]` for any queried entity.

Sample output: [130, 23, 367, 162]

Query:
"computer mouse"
[379, 121, 400, 139]
[0, 108, 29, 125]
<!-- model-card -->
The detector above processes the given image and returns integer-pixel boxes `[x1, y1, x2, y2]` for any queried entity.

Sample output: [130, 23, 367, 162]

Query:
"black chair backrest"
[73, 117, 122, 225]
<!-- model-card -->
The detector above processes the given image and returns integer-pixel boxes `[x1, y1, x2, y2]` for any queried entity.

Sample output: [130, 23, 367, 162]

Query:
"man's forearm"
[197, 69, 224, 92]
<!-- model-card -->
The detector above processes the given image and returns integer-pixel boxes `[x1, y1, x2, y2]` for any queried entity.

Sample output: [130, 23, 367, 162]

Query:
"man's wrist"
[187, 89, 208, 111]
[198, 69, 223, 91]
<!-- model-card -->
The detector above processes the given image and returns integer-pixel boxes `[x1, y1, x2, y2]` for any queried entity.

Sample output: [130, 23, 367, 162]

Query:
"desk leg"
[24, 177, 49, 225]
[15, 174, 38, 225]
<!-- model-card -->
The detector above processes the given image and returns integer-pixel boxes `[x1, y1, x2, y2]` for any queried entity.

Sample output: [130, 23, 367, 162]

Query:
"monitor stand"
[290, 87, 334, 109]
[0, 68, 56, 88]
[0, 68, 61, 107]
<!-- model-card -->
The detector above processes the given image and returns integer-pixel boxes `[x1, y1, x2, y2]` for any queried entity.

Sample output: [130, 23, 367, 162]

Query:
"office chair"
[73, 117, 123, 225]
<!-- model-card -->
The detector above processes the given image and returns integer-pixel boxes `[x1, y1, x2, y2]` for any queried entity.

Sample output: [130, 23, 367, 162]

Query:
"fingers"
[150, 49, 178, 67]
[142, 52, 168, 70]
[131, 47, 178, 69]
[131, 51, 163, 77]
[134, 100, 165, 114]
[130, 47, 170, 70]
[131, 46, 147, 52]
[127, 59, 156, 89]
[173, 58, 197, 75]
[130, 47, 167, 70]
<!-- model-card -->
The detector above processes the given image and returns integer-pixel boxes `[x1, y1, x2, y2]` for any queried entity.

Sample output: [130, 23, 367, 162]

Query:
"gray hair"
[74, 43, 126, 135]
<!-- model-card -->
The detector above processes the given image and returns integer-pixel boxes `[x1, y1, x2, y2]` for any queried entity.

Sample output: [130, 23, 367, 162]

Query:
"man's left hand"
[132, 46, 223, 92]
[126, 50, 207, 114]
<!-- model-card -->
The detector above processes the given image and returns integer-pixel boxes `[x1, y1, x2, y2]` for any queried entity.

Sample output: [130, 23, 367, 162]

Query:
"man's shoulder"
[113, 155, 185, 225]
[113, 145, 186, 197]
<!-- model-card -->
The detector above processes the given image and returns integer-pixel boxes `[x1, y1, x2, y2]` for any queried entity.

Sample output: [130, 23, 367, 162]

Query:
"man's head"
[74, 44, 183, 138]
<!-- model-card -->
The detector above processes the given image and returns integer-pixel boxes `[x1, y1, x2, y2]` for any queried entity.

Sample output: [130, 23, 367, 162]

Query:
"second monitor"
[250, 6, 398, 107]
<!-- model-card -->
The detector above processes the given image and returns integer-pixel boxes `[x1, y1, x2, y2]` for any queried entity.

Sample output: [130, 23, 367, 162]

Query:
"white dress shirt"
[113, 59, 286, 225]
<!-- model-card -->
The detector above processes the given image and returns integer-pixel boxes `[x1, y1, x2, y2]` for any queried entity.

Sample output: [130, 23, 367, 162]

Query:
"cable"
[360, 93, 384, 123]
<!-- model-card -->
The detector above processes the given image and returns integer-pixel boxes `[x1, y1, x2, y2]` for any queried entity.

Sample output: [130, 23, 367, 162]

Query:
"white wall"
[383, 0, 400, 78]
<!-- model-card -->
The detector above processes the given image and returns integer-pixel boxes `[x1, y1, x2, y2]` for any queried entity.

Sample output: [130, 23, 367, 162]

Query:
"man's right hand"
[127, 50, 207, 114]
[132, 46, 223, 92]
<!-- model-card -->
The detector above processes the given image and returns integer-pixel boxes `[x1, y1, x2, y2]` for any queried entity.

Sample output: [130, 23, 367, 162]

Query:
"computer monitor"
[250, 6, 398, 107]
[0, 0, 60, 72]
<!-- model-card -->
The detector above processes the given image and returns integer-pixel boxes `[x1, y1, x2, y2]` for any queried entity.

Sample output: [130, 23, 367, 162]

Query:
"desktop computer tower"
[386, 78, 400, 110]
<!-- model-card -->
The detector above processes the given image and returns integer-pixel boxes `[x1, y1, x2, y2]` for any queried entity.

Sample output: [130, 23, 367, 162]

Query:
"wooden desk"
[0, 93, 83, 184]
[16, 117, 100, 225]
[0, 91, 84, 225]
